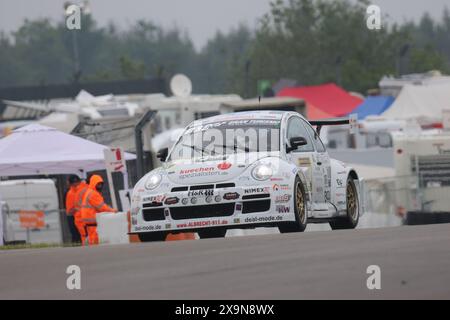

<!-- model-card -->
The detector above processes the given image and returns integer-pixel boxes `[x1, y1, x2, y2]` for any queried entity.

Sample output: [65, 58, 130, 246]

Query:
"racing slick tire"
[330, 178, 359, 230]
[197, 227, 227, 239]
[137, 232, 167, 242]
[278, 176, 307, 233]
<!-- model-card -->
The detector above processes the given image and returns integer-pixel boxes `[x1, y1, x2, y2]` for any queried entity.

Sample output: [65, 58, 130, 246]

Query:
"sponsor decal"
[273, 184, 290, 191]
[223, 192, 240, 200]
[165, 197, 180, 205]
[233, 218, 241, 223]
[275, 194, 292, 203]
[180, 167, 215, 175]
[176, 220, 228, 228]
[276, 205, 290, 213]
[217, 162, 232, 170]
[178, 166, 228, 180]
[188, 190, 214, 197]
[244, 215, 283, 223]
[165, 224, 172, 229]
[270, 177, 283, 181]
[244, 187, 270, 194]
[235, 204, 242, 211]
[336, 178, 344, 187]
[135, 225, 163, 231]
[143, 195, 165, 203]
[203, 119, 280, 128]
[297, 158, 312, 166]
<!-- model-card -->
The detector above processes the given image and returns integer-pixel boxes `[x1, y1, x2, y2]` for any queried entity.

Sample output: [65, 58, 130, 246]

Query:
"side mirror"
[156, 148, 169, 162]
[287, 136, 308, 153]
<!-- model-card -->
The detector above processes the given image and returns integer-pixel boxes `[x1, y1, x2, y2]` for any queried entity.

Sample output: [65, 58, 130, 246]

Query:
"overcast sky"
[0, 0, 448, 49]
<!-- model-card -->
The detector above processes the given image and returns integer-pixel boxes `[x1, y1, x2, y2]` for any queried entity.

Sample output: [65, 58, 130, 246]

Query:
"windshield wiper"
[181, 143, 212, 156]
[216, 143, 250, 153]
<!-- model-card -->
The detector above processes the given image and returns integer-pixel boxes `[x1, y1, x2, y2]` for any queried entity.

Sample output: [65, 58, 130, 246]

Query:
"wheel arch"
[348, 169, 359, 181]
[291, 167, 312, 215]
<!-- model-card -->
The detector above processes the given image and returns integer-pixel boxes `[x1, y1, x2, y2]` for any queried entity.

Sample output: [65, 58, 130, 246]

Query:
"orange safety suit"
[74, 181, 89, 245]
[66, 186, 77, 217]
[66, 182, 89, 244]
[80, 175, 116, 245]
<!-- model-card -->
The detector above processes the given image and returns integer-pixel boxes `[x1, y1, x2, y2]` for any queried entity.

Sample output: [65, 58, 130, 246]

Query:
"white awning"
[0, 124, 135, 176]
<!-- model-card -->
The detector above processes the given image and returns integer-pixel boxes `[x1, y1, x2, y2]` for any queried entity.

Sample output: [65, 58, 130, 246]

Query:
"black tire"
[138, 232, 167, 242]
[197, 228, 227, 239]
[279, 176, 307, 233]
[330, 178, 359, 230]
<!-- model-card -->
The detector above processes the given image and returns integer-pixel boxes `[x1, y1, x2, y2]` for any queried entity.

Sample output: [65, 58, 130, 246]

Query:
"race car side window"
[287, 116, 314, 152]
[301, 119, 326, 153]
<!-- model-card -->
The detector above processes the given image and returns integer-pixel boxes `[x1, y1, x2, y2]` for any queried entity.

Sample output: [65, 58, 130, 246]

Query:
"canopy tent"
[277, 83, 363, 120]
[0, 124, 136, 177]
[307, 104, 335, 120]
[350, 96, 394, 120]
[382, 83, 450, 121]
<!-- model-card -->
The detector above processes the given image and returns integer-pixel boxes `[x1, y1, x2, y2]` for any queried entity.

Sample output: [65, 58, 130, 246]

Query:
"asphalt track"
[1, 224, 450, 299]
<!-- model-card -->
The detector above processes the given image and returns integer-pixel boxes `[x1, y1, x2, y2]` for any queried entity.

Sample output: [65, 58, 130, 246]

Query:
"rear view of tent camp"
[277, 83, 363, 120]
[382, 83, 450, 123]
[351, 96, 395, 120]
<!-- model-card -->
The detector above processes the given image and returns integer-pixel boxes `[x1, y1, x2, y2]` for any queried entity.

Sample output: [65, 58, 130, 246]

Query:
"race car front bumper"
[130, 184, 296, 234]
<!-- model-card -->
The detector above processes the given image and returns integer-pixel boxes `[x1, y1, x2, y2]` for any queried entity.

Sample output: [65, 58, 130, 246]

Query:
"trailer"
[392, 130, 450, 224]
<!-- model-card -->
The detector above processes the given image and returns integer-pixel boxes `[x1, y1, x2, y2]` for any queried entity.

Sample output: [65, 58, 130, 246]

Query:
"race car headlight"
[252, 164, 273, 181]
[145, 173, 162, 190]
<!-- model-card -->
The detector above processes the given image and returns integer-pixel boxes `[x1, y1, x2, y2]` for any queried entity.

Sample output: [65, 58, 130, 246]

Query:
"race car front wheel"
[197, 227, 227, 239]
[278, 177, 307, 233]
[330, 178, 359, 230]
[138, 232, 167, 242]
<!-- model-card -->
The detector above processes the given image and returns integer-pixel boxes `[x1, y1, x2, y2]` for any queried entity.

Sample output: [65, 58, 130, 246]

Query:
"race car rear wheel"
[197, 227, 227, 239]
[137, 232, 167, 242]
[330, 178, 359, 230]
[278, 177, 307, 233]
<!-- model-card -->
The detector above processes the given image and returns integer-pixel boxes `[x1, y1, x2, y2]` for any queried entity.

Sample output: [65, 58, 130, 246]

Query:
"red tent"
[277, 83, 363, 120]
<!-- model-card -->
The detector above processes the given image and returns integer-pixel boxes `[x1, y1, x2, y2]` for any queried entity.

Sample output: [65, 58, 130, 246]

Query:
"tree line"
[0, 0, 449, 96]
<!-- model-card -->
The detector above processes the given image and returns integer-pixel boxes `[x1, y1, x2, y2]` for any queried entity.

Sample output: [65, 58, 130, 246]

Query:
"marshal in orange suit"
[66, 175, 88, 244]
[80, 175, 116, 245]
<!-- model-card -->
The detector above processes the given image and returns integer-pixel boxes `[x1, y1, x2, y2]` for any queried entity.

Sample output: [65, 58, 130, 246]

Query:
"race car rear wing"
[310, 117, 351, 134]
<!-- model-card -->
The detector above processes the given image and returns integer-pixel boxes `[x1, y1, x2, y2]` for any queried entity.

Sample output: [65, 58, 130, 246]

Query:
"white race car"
[130, 111, 364, 241]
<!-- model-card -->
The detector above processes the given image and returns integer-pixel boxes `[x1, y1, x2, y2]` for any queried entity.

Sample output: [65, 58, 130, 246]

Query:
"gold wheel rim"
[347, 182, 358, 221]
[296, 182, 305, 224]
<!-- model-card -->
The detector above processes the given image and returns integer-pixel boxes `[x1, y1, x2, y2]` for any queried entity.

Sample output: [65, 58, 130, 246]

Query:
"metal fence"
[364, 174, 450, 217]
[2, 208, 63, 244]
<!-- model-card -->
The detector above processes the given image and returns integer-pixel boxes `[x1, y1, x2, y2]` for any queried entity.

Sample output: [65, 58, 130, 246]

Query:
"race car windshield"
[169, 119, 281, 161]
